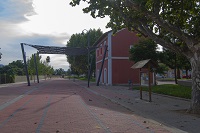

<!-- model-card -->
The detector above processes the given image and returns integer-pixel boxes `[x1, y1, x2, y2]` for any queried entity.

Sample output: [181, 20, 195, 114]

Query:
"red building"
[95, 28, 142, 85]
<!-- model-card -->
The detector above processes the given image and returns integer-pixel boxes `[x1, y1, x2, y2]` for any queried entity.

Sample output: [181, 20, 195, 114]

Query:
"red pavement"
[0, 79, 173, 133]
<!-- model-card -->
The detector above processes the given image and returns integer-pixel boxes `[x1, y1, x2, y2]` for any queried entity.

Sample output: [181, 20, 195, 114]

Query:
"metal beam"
[34, 53, 39, 83]
[20, 43, 30, 86]
[97, 45, 108, 86]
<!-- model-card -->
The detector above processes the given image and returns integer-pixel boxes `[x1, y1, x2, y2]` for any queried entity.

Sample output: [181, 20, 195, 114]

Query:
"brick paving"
[0, 79, 197, 132]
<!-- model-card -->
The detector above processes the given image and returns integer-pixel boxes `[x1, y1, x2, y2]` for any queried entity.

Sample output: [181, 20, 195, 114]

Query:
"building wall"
[111, 29, 140, 84]
[95, 29, 145, 85]
[112, 29, 139, 57]
[96, 37, 108, 63]
[96, 34, 109, 84]
[112, 59, 140, 85]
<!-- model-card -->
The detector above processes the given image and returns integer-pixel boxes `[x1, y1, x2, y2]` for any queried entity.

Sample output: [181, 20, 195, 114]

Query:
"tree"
[159, 49, 178, 83]
[159, 49, 192, 82]
[8, 60, 25, 76]
[54, 68, 65, 76]
[66, 29, 103, 76]
[70, 0, 200, 113]
[177, 54, 191, 79]
[129, 38, 158, 62]
[129, 38, 167, 85]
[0, 60, 25, 76]
[27, 54, 54, 77]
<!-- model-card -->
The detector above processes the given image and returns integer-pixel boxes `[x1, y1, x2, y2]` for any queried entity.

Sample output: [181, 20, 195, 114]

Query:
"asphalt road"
[0, 79, 175, 133]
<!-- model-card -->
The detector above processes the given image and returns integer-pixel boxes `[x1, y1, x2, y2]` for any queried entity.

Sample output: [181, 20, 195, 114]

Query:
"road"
[0, 79, 180, 133]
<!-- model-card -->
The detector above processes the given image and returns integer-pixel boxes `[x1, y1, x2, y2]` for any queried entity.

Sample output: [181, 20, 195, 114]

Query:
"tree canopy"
[66, 29, 103, 76]
[0, 60, 25, 76]
[129, 38, 158, 62]
[27, 54, 54, 76]
[70, 0, 199, 58]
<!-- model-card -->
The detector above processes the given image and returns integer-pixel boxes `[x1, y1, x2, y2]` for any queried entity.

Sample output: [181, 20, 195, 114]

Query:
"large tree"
[70, 0, 200, 113]
[66, 29, 103, 76]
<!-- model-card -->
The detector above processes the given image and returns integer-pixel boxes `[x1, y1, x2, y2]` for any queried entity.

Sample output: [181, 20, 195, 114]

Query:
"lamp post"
[82, 29, 90, 88]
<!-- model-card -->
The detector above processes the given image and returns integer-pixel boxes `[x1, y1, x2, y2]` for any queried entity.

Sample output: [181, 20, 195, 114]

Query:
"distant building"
[95, 28, 146, 85]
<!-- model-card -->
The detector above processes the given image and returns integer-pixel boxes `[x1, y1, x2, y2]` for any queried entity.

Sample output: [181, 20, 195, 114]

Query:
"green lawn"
[77, 77, 96, 82]
[133, 84, 191, 99]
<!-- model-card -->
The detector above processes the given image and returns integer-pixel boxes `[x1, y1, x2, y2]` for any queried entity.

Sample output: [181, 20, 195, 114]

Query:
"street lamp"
[82, 29, 90, 88]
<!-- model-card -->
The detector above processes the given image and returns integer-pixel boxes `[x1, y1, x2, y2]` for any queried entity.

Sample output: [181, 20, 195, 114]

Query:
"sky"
[0, 0, 110, 70]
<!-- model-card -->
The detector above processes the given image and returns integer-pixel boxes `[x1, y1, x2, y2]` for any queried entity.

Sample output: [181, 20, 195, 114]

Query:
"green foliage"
[156, 63, 169, 74]
[0, 74, 14, 84]
[158, 49, 175, 69]
[159, 48, 191, 70]
[0, 60, 25, 76]
[134, 84, 191, 99]
[54, 68, 65, 75]
[67, 29, 103, 75]
[129, 38, 158, 62]
[27, 54, 54, 76]
[69, 0, 200, 58]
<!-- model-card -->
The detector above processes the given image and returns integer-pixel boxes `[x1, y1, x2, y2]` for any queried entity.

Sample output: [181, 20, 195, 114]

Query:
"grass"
[76, 77, 96, 82]
[157, 78, 175, 81]
[133, 84, 191, 99]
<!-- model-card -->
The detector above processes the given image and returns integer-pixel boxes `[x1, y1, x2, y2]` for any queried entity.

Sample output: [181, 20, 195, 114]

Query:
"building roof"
[93, 30, 112, 46]
[131, 59, 158, 69]
[93, 28, 130, 47]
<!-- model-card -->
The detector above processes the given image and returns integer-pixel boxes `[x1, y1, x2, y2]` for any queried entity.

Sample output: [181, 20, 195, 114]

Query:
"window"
[130, 45, 133, 49]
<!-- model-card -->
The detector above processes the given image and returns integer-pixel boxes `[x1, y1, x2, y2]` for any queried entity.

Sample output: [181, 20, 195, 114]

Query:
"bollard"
[128, 80, 133, 90]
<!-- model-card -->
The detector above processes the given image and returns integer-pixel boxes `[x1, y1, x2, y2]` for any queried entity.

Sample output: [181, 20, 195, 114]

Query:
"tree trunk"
[186, 69, 188, 79]
[174, 53, 178, 84]
[188, 56, 200, 114]
[177, 68, 181, 79]
[174, 68, 177, 84]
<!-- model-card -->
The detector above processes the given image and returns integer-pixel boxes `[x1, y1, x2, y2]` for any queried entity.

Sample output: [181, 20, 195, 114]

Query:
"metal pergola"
[20, 43, 98, 87]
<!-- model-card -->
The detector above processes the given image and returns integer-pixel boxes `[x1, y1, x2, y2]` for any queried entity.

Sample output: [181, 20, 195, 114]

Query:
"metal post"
[148, 64, 152, 102]
[4, 74, 6, 84]
[34, 53, 39, 83]
[88, 55, 93, 86]
[82, 29, 91, 88]
[139, 68, 142, 99]
[87, 31, 90, 88]
[20, 43, 30, 86]
[97, 45, 108, 86]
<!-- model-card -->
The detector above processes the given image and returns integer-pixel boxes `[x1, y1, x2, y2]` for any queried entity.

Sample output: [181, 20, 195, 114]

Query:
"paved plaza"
[0, 79, 199, 133]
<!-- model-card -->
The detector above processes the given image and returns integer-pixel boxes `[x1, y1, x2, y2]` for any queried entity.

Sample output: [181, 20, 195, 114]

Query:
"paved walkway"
[77, 80, 199, 133]
[0, 79, 199, 133]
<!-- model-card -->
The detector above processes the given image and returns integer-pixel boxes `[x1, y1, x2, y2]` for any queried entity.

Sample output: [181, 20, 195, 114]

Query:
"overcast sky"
[0, 0, 110, 70]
